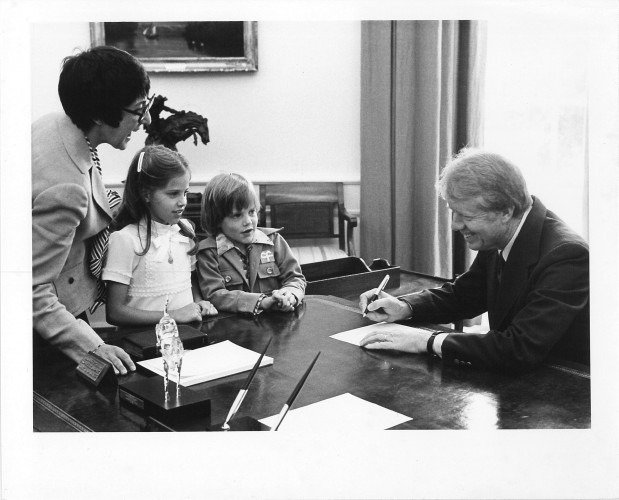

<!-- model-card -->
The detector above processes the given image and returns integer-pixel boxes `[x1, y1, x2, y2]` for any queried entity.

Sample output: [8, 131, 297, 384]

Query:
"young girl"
[103, 145, 217, 325]
[197, 173, 306, 314]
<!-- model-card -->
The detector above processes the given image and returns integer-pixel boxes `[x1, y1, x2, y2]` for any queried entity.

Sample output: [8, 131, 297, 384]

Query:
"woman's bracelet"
[90, 341, 105, 355]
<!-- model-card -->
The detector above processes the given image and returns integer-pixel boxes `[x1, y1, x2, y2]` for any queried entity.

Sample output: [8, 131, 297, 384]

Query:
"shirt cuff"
[398, 299, 414, 319]
[432, 333, 449, 358]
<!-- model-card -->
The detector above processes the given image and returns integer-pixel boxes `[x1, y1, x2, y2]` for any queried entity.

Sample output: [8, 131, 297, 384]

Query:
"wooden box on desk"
[119, 376, 211, 427]
[302, 257, 400, 297]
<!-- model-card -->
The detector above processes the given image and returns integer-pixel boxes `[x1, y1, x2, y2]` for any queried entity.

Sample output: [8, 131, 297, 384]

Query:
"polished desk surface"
[33, 295, 590, 432]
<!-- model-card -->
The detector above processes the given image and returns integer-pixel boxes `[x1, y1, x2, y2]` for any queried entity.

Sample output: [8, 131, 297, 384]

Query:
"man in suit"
[359, 148, 589, 372]
[32, 46, 152, 374]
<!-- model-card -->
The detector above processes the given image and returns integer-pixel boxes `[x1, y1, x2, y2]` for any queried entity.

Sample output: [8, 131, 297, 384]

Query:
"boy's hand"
[271, 290, 296, 312]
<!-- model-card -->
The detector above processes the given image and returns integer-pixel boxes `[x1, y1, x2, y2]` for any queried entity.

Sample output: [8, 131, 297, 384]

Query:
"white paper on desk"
[137, 340, 273, 387]
[259, 393, 411, 431]
[331, 322, 432, 346]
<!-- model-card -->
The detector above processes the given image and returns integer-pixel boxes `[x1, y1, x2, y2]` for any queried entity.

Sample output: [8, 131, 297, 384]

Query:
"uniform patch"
[260, 250, 275, 263]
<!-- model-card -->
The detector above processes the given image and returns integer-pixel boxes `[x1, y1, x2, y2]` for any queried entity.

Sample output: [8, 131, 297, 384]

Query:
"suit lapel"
[59, 116, 113, 218]
[89, 166, 113, 218]
[491, 197, 546, 327]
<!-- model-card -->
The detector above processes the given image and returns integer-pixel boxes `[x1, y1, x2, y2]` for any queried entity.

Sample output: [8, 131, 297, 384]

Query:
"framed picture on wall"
[90, 21, 257, 72]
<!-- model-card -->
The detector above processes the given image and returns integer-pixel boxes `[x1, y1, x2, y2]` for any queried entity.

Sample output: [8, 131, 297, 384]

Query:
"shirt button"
[68, 277, 74, 284]
[224, 275, 231, 283]
[267, 267, 273, 275]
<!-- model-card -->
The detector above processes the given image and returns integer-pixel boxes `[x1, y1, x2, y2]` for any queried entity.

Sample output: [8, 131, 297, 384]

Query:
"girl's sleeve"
[196, 245, 262, 313]
[102, 231, 136, 285]
[272, 234, 306, 303]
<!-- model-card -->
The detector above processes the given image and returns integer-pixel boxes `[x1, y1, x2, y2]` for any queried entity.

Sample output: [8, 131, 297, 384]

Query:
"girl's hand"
[271, 290, 297, 312]
[198, 300, 218, 317]
[170, 303, 203, 323]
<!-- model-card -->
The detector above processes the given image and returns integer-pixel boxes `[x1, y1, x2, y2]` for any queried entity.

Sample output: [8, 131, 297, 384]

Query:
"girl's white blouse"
[103, 219, 196, 312]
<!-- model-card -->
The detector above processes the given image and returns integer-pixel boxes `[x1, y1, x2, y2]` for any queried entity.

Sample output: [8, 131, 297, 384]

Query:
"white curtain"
[360, 21, 487, 278]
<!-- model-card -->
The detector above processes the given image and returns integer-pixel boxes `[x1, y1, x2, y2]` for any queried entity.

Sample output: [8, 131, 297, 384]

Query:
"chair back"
[258, 182, 357, 262]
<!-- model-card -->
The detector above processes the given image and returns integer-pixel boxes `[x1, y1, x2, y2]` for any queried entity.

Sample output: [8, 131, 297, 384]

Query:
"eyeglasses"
[123, 94, 155, 123]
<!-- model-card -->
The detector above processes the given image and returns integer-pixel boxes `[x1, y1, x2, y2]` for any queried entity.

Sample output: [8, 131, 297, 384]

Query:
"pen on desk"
[362, 274, 390, 317]
[221, 336, 273, 431]
[269, 351, 321, 431]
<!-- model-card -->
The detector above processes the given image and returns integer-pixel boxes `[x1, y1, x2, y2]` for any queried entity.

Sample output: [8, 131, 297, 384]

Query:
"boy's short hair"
[58, 45, 151, 132]
[201, 173, 260, 236]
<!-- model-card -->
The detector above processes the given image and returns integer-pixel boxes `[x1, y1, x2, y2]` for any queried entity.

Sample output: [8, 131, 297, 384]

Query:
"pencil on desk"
[363, 274, 390, 317]
[221, 336, 273, 430]
[269, 351, 321, 431]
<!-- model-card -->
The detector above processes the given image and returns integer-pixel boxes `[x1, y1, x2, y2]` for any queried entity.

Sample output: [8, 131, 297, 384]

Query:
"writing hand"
[358, 289, 410, 323]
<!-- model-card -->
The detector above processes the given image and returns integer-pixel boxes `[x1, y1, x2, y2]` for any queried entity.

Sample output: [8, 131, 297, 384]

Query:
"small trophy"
[156, 297, 184, 399]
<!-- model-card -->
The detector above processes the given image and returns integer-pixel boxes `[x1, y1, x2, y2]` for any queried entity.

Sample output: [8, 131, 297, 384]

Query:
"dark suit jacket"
[402, 197, 589, 372]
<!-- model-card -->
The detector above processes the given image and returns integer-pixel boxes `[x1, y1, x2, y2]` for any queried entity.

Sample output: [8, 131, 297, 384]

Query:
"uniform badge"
[260, 250, 275, 263]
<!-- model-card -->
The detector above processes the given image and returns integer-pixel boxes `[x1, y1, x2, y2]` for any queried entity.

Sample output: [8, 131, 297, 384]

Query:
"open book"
[137, 340, 274, 387]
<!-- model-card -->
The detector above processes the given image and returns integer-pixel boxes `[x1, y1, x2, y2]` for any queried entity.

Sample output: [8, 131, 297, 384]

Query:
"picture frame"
[89, 21, 257, 73]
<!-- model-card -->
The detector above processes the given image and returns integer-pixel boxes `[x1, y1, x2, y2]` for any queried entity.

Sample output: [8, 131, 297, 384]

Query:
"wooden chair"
[184, 192, 206, 239]
[258, 182, 358, 265]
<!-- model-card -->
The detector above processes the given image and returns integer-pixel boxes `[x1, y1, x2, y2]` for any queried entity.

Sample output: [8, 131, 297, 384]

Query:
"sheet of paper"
[138, 340, 273, 387]
[259, 393, 412, 431]
[331, 322, 432, 346]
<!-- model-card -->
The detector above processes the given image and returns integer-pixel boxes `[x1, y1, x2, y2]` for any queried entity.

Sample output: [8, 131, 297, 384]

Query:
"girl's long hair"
[112, 145, 198, 256]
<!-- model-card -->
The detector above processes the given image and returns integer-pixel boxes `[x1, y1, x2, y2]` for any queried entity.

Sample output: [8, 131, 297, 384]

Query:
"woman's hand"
[94, 344, 136, 375]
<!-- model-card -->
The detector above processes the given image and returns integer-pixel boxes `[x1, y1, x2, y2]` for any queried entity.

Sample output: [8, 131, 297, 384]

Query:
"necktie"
[496, 251, 505, 284]
[85, 138, 122, 314]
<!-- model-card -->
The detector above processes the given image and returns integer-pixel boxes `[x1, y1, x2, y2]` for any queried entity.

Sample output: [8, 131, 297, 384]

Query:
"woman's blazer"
[32, 112, 113, 362]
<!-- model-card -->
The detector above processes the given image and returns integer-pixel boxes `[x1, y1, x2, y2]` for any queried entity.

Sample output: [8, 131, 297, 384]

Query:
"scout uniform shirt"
[196, 227, 306, 314]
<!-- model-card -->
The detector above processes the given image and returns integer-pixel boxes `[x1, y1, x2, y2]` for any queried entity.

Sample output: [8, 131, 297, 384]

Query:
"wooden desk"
[33, 296, 590, 432]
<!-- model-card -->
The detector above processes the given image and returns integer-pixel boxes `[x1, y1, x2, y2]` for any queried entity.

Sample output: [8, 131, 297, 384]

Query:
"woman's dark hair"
[112, 145, 197, 255]
[201, 173, 260, 236]
[58, 46, 150, 132]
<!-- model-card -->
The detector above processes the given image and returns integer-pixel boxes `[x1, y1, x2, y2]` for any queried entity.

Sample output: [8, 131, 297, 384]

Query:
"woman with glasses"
[32, 46, 152, 376]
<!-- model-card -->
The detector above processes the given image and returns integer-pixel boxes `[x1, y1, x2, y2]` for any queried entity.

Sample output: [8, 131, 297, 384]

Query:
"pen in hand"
[362, 274, 390, 317]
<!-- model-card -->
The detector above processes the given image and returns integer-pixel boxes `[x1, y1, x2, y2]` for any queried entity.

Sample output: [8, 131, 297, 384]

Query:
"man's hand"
[359, 328, 431, 354]
[95, 344, 136, 375]
[358, 289, 411, 323]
